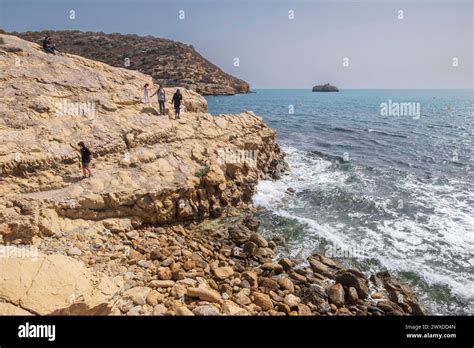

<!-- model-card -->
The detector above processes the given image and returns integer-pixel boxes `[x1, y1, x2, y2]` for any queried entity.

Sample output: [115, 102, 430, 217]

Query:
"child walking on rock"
[143, 83, 150, 105]
[78, 141, 92, 178]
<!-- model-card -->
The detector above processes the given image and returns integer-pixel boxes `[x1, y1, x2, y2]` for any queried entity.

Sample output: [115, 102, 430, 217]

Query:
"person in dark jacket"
[42, 35, 60, 54]
[171, 89, 183, 119]
[78, 141, 92, 178]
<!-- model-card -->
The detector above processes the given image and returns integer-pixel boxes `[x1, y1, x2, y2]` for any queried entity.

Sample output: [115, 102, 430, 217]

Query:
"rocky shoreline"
[0, 34, 425, 316]
[17, 212, 425, 316]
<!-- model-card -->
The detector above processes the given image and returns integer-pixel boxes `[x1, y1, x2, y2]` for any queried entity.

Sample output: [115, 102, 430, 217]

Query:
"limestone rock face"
[0, 254, 119, 315]
[13, 30, 250, 95]
[0, 34, 285, 316]
[0, 34, 285, 244]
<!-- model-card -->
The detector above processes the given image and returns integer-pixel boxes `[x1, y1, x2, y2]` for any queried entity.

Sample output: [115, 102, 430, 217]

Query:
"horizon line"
[249, 88, 474, 90]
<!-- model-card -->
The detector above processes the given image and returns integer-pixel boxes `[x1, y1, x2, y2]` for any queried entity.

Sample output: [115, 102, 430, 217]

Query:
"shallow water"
[206, 89, 473, 315]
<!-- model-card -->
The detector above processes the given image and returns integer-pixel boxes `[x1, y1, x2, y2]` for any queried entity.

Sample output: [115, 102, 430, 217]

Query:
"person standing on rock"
[151, 85, 166, 115]
[171, 89, 183, 119]
[143, 83, 150, 105]
[78, 142, 92, 179]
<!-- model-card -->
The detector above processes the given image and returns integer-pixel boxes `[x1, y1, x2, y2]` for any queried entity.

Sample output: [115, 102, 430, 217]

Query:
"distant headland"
[10, 30, 250, 96]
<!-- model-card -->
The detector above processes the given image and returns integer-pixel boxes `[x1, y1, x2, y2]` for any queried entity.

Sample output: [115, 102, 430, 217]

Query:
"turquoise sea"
[206, 89, 473, 315]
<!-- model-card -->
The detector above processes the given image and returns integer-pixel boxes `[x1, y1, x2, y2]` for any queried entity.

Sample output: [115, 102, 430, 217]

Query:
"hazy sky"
[1, 0, 472, 89]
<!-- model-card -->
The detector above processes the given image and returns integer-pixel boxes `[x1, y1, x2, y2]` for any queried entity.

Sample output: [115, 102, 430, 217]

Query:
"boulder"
[297, 303, 312, 316]
[243, 241, 258, 256]
[249, 233, 268, 248]
[335, 269, 369, 299]
[371, 292, 384, 299]
[157, 268, 173, 280]
[0, 254, 119, 315]
[175, 305, 194, 316]
[187, 287, 222, 303]
[149, 280, 175, 288]
[229, 225, 252, 245]
[146, 290, 162, 306]
[298, 284, 328, 306]
[123, 287, 152, 305]
[252, 292, 273, 311]
[235, 292, 252, 306]
[193, 304, 220, 316]
[313, 253, 341, 269]
[213, 266, 234, 280]
[308, 257, 329, 275]
[375, 271, 426, 315]
[242, 271, 259, 289]
[277, 277, 295, 293]
[346, 287, 359, 304]
[261, 262, 284, 274]
[221, 300, 249, 316]
[327, 283, 345, 307]
[259, 278, 280, 291]
[278, 257, 294, 271]
[283, 294, 301, 309]
[153, 304, 168, 316]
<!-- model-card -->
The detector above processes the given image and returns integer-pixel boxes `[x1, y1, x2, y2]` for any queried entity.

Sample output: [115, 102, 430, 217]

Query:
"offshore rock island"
[312, 83, 339, 92]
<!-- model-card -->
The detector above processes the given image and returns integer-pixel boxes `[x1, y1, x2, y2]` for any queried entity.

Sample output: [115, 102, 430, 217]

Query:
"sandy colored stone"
[252, 292, 273, 311]
[149, 280, 175, 289]
[284, 294, 301, 309]
[0, 254, 120, 315]
[153, 304, 168, 315]
[221, 300, 249, 316]
[277, 277, 295, 293]
[175, 305, 195, 316]
[193, 304, 220, 316]
[213, 266, 234, 280]
[123, 287, 152, 305]
[328, 283, 345, 307]
[242, 271, 258, 288]
[146, 290, 162, 306]
[187, 287, 222, 303]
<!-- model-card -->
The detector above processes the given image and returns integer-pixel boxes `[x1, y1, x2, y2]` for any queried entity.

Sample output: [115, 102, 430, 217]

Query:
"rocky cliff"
[0, 33, 282, 241]
[12, 30, 250, 95]
[0, 34, 423, 317]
